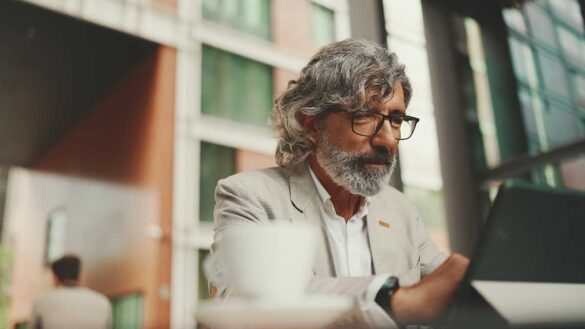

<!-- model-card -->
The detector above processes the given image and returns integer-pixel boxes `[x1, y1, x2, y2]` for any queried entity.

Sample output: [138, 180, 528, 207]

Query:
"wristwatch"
[374, 276, 400, 316]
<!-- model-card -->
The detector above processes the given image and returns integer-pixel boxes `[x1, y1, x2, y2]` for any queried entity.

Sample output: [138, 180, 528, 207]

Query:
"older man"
[211, 38, 469, 327]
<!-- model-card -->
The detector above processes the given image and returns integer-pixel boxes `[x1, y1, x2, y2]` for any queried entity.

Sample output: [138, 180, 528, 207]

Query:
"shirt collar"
[308, 165, 370, 214]
[308, 166, 331, 204]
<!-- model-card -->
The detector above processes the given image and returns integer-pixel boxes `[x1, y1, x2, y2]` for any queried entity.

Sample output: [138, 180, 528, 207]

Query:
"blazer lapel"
[288, 163, 336, 277]
[367, 194, 399, 274]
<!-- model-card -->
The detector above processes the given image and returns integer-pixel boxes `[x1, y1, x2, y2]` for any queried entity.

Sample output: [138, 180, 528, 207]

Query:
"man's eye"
[390, 117, 403, 126]
[354, 112, 375, 121]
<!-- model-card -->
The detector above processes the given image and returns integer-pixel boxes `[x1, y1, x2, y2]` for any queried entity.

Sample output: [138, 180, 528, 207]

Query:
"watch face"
[384, 276, 399, 291]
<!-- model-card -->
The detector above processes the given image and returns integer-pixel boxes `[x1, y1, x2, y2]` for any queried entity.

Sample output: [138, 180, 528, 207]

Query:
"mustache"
[354, 148, 394, 166]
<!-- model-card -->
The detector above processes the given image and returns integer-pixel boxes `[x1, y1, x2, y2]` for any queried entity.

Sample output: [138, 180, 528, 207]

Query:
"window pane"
[503, 8, 527, 34]
[548, 0, 585, 31]
[556, 27, 585, 68]
[199, 142, 236, 222]
[311, 3, 335, 47]
[525, 3, 557, 49]
[201, 45, 273, 127]
[518, 91, 538, 138]
[542, 104, 584, 149]
[202, 0, 271, 40]
[111, 294, 143, 329]
[508, 38, 527, 82]
[537, 51, 570, 98]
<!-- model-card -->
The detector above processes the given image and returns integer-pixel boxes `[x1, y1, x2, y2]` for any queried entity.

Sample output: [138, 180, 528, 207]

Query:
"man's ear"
[298, 113, 320, 143]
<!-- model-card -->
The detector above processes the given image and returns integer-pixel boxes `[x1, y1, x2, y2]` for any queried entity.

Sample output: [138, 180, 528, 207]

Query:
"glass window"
[199, 142, 236, 223]
[548, 0, 585, 31]
[503, 8, 527, 34]
[537, 51, 570, 98]
[111, 294, 143, 329]
[542, 103, 584, 149]
[45, 208, 67, 265]
[201, 45, 273, 127]
[525, 3, 557, 49]
[556, 26, 585, 67]
[507, 38, 528, 82]
[202, 0, 271, 40]
[518, 90, 540, 145]
[311, 3, 336, 47]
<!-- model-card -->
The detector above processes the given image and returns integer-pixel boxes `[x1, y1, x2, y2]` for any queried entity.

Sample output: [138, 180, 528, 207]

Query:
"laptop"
[450, 180, 585, 329]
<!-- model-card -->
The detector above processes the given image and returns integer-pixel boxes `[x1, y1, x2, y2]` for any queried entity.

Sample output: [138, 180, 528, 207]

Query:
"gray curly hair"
[272, 38, 412, 167]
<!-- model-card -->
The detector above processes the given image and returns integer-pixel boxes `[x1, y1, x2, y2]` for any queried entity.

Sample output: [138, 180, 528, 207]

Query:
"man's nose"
[371, 119, 399, 153]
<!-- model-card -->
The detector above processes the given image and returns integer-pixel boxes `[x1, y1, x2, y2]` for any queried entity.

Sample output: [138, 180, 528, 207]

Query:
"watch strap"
[374, 275, 400, 317]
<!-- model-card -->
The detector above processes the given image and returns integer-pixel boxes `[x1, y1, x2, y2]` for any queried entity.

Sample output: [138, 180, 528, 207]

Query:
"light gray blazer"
[211, 163, 447, 326]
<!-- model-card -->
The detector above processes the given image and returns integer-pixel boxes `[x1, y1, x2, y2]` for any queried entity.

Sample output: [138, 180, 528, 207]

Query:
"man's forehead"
[365, 84, 405, 108]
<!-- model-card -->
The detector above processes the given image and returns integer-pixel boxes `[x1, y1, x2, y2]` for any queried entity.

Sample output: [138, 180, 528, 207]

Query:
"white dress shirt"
[309, 168, 394, 326]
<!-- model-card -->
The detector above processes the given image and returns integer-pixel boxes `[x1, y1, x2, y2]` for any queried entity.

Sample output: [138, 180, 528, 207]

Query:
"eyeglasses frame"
[327, 108, 420, 140]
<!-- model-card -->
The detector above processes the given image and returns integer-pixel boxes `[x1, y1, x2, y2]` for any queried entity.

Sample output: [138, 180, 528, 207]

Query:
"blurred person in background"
[28, 255, 111, 329]
[211, 38, 469, 328]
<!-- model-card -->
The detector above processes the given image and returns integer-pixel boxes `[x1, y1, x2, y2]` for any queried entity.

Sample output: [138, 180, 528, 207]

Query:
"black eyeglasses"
[329, 109, 420, 140]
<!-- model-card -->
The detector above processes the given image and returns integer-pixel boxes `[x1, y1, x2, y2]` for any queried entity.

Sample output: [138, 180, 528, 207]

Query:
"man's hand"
[390, 253, 470, 324]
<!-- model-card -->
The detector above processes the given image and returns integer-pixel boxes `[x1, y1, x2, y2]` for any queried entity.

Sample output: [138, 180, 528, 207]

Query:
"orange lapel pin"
[378, 220, 390, 229]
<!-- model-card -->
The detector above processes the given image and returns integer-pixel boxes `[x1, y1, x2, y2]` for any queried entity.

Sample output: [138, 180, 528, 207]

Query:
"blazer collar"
[288, 162, 336, 276]
[289, 162, 321, 214]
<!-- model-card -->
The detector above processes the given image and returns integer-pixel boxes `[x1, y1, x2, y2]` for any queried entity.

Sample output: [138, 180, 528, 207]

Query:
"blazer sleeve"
[415, 212, 449, 276]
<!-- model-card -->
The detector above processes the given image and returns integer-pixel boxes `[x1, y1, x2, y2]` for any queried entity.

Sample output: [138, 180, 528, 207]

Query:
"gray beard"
[315, 133, 397, 197]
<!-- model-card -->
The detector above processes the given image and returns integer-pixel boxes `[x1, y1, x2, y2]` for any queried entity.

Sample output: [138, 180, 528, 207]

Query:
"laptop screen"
[468, 180, 585, 283]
